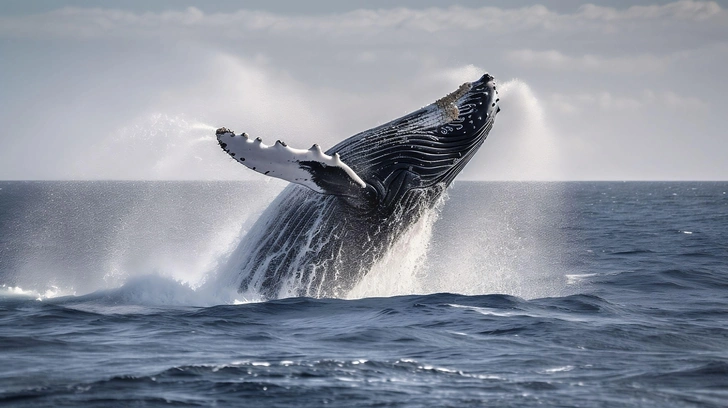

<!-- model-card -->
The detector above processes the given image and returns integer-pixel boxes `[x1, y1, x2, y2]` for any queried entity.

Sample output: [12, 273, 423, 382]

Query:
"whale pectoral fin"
[216, 128, 366, 196]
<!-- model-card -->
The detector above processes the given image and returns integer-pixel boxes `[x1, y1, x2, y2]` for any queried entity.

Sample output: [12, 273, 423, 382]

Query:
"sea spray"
[74, 114, 246, 180]
[0, 181, 282, 299]
[463, 79, 563, 181]
[347, 194, 446, 299]
[419, 182, 570, 299]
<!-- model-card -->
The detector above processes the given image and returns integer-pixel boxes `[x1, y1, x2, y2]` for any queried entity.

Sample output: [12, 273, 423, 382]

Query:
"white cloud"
[0, 2, 723, 40]
[505, 49, 685, 74]
[431, 64, 486, 84]
[576, 1, 721, 21]
[647, 90, 708, 110]
[550, 92, 642, 113]
[549, 90, 708, 114]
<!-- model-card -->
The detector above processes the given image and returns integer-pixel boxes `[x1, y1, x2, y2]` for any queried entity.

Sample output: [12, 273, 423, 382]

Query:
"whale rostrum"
[216, 73, 500, 299]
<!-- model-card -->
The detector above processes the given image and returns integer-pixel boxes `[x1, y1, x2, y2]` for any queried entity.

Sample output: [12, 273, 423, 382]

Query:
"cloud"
[431, 64, 487, 84]
[643, 90, 708, 110]
[549, 90, 708, 114]
[576, 1, 721, 21]
[0, 2, 723, 40]
[504, 49, 684, 74]
[550, 92, 643, 113]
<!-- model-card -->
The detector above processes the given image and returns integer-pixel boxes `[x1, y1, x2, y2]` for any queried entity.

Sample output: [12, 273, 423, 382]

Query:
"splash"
[0, 181, 569, 305]
[422, 183, 568, 299]
[460, 79, 563, 181]
[346, 78, 569, 299]
[0, 75, 569, 304]
[0, 180, 284, 302]
[347, 184, 569, 300]
[0, 284, 70, 301]
[74, 113, 243, 180]
[346, 196, 445, 299]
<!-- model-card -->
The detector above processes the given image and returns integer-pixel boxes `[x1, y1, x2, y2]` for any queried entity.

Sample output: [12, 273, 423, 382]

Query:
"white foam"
[540, 365, 575, 374]
[565, 273, 598, 285]
[447, 303, 519, 317]
[0, 284, 74, 301]
[346, 199, 443, 299]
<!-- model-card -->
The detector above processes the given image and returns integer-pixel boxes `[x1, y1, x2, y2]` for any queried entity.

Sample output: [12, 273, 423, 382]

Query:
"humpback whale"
[216, 73, 500, 299]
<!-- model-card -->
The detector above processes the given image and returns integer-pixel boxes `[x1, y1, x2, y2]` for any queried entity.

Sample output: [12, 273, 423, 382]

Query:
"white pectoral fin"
[216, 128, 366, 195]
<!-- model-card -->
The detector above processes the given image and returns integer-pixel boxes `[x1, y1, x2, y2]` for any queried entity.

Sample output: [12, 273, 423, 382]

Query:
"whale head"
[331, 74, 500, 209]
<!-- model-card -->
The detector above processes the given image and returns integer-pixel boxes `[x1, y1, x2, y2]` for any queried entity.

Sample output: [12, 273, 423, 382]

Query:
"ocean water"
[0, 181, 727, 407]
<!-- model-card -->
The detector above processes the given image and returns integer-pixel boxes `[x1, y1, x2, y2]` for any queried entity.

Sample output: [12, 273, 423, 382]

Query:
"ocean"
[0, 181, 726, 407]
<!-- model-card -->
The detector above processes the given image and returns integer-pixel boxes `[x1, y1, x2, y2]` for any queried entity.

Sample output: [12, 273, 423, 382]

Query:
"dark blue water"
[1, 181, 727, 407]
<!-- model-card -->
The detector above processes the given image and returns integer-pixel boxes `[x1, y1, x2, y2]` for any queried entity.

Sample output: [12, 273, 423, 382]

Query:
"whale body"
[216, 73, 500, 299]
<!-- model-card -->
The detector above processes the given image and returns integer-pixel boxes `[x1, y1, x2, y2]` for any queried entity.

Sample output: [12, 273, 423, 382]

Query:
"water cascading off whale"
[216, 73, 500, 299]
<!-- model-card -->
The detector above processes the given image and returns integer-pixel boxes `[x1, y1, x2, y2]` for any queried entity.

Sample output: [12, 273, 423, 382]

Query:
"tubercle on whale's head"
[456, 73, 500, 127]
[479, 73, 500, 116]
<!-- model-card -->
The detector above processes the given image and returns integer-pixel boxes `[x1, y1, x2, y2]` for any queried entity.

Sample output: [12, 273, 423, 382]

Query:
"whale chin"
[216, 72, 500, 298]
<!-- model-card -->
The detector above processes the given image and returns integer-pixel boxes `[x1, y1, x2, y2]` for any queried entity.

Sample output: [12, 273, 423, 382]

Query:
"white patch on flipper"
[216, 129, 366, 193]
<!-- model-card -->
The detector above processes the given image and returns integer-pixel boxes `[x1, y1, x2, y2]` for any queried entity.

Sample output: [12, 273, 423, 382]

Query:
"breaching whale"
[216, 73, 500, 299]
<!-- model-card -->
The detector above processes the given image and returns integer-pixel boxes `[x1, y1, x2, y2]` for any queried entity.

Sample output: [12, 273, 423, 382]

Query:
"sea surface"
[0, 181, 727, 407]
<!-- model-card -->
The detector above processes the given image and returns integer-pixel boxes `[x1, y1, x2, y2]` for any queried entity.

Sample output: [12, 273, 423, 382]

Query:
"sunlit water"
[1, 181, 727, 407]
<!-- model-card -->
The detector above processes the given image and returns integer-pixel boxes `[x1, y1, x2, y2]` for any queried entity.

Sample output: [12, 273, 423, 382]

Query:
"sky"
[0, 0, 726, 181]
